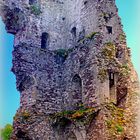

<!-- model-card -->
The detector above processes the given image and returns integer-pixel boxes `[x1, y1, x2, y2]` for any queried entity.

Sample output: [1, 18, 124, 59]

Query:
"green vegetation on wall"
[50, 105, 97, 127]
[119, 63, 130, 77]
[54, 48, 74, 59]
[98, 68, 108, 83]
[105, 103, 126, 139]
[85, 32, 99, 40]
[119, 33, 126, 42]
[102, 42, 116, 60]
[78, 32, 100, 43]
[30, 5, 42, 16]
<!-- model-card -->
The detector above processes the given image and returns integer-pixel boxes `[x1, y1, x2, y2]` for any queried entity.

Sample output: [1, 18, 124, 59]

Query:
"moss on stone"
[119, 33, 126, 42]
[119, 64, 130, 77]
[14, 110, 31, 122]
[102, 42, 116, 60]
[105, 103, 125, 137]
[116, 124, 123, 133]
[51, 107, 95, 120]
[21, 111, 30, 120]
[30, 5, 41, 15]
[78, 32, 100, 43]
[50, 106, 96, 127]
[98, 68, 107, 83]
[54, 48, 74, 59]
[85, 32, 99, 39]
[54, 49, 69, 59]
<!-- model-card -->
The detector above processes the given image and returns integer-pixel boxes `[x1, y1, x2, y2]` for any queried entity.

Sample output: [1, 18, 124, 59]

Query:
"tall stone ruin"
[0, 0, 139, 139]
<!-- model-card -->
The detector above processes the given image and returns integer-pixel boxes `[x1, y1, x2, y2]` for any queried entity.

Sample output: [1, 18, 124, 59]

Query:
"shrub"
[1, 124, 13, 140]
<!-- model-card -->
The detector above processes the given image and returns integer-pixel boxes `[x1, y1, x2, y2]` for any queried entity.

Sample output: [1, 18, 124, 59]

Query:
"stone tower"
[0, 0, 139, 139]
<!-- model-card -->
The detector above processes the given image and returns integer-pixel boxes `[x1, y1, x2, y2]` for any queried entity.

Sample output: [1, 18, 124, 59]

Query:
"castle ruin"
[0, 0, 139, 139]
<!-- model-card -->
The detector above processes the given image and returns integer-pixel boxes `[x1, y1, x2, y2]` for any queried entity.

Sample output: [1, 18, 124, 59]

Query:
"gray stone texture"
[0, 0, 139, 139]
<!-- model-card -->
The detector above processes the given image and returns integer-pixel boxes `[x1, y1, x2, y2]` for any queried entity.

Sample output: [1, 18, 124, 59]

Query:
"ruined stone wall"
[0, 0, 139, 139]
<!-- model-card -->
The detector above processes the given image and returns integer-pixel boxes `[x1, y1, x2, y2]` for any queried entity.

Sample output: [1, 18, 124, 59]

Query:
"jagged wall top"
[1, 0, 124, 50]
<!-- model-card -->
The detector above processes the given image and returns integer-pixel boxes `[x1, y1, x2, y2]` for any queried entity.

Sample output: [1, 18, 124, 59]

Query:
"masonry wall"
[0, 0, 137, 139]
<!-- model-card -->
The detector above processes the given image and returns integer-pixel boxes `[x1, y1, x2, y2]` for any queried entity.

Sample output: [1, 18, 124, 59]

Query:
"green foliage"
[97, 42, 116, 83]
[119, 64, 130, 77]
[105, 119, 112, 127]
[102, 42, 116, 60]
[70, 107, 95, 120]
[50, 105, 96, 127]
[21, 111, 30, 120]
[115, 124, 123, 133]
[85, 32, 99, 39]
[98, 68, 107, 83]
[55, 49, 68, 58]
[78, 32, 100, 43]
[1, 124, 13, 140]
[14, 110, 30, 123]
[105, 103, 125, 137]
[119, 33, 126, 42]
[54, 48, 74, 59]
[51, 107, 95, 120]
[30, 5, 41, 15]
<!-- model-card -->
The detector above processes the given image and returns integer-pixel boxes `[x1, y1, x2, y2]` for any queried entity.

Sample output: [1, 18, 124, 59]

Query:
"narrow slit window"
[106, 26, 112, 34]
[109, 72, 115, 88]
[41, 32, 49, 49]
[109, 71, 117, 103]
[71, 27, 76, 37]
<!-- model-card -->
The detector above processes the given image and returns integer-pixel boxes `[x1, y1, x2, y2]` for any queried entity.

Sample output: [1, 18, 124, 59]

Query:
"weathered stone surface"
[0, 0, 139, 139]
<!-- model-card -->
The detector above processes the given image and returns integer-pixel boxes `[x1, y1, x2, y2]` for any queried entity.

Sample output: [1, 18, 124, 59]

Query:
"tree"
[1, 124, 13, 140]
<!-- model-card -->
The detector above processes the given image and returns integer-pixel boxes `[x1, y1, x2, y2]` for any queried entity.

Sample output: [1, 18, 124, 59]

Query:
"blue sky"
[0, 19, 20, 128]
[0, 0, 140, 128]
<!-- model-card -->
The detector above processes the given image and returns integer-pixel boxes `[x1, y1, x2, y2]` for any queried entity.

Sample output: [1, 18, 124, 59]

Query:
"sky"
[0, 20, 20, 128]
[0, 0, 140, 128]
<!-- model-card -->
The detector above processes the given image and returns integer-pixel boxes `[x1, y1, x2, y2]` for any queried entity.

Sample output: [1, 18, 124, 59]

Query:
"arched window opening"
[71, 74, 82, 108]
[41, 32, 49, 49]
